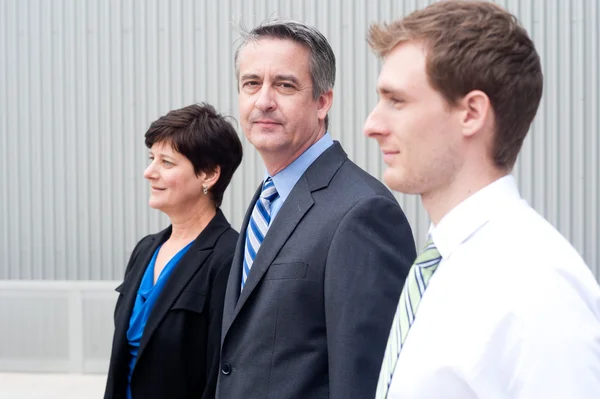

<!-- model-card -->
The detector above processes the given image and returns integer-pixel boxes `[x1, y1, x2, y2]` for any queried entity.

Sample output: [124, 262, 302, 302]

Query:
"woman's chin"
[148, 199, 165, 211]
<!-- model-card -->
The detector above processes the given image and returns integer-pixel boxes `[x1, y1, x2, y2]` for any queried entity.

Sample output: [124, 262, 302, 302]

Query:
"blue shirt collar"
[263, 132, 334, 203]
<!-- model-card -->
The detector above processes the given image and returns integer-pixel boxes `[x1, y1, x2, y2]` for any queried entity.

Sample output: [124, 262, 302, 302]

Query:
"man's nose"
[255, 86, 276, 112]
[363, 105, 386, 138]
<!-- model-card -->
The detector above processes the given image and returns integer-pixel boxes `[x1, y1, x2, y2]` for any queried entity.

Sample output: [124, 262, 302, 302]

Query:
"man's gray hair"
[234, 18, 336, 102]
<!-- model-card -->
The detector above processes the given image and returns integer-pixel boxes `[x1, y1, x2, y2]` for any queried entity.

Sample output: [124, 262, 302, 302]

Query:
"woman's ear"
[201, 166, 221, 191]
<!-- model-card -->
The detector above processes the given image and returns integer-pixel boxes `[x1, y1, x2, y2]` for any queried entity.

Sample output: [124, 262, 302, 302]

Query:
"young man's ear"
[458, 90, 492, 138]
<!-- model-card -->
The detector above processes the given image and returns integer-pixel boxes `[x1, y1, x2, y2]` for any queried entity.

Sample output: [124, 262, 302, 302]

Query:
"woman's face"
[143, 141, 208, 213]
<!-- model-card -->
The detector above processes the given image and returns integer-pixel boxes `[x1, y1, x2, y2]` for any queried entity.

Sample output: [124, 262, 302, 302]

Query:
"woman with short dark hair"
[104, 103, 243, 399]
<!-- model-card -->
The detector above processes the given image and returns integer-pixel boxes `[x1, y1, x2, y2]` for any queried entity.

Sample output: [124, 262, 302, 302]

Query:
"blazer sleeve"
[324, 195, 416, 399]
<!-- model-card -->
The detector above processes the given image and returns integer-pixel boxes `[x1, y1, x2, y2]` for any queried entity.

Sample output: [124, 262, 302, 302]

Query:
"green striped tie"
[375, 238, 442, 399]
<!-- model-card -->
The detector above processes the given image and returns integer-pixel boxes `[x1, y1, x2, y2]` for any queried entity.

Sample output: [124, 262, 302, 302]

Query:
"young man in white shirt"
[364, 1, 600, 398]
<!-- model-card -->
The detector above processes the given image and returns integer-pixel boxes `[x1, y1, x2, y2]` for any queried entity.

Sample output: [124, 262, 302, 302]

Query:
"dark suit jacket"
[104, 209, 237, 399]
[216, 142, 417, 399]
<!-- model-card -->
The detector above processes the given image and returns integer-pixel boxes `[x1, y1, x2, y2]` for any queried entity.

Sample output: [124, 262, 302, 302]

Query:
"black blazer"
[104, 209, 238, 399]
[217, 143, 417, 399]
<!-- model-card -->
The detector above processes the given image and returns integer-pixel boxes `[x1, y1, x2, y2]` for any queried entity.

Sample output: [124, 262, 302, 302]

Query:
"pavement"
[0, 373, 107, 399]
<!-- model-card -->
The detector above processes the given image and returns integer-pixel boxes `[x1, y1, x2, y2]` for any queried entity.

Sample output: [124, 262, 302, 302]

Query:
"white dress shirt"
[388, 175, 600, 399]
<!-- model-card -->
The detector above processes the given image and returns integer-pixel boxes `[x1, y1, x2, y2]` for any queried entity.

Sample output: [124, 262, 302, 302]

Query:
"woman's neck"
[167, 201, 217, 243]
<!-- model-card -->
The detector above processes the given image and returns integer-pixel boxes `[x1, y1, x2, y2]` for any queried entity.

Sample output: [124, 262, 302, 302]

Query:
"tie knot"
[261, 178, 279, 202]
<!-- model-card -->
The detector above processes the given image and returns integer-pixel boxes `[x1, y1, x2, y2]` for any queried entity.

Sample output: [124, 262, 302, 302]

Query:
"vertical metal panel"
[584, 0, 599, 274]
[0, 0, 8, 278]
[0, 0, 598, 281]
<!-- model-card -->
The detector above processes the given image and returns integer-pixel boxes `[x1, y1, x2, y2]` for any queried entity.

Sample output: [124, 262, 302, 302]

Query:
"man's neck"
[262, 129, 326, 176]
[423, 166, 508, 225]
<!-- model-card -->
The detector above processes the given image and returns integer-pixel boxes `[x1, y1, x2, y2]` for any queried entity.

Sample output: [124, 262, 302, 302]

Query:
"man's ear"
[457, 90, 491, 138]
[317, 89, 334, 122]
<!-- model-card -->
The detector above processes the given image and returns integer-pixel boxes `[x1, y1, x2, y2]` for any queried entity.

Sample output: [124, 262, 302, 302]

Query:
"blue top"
[267, 132, 334, 223]
[126, 241, 194, 399]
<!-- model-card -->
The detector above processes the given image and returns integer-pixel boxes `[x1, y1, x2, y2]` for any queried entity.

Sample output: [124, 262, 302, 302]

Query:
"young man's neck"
[423, 165, 508, 226]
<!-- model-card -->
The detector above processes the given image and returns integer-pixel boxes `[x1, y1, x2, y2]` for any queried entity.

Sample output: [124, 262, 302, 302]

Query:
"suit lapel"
[222, 188, 259, 341]
[233, 177, 314, 313]
[222, 142, 348, 341]
[136, 210, 230, 364]
[111, 233, 161, 371]
[118, 236, 161, 324]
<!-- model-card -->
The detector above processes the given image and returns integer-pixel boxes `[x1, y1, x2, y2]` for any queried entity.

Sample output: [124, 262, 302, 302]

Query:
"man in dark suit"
[216, 19, 417, 399]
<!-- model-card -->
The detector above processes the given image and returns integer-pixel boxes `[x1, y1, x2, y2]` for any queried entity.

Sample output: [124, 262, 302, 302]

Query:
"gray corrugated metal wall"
[1, 0, 599, 281]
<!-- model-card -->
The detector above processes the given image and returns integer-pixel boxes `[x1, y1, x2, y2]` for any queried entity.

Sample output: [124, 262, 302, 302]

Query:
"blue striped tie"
[241, 178, 279, 290]
[375, 237, 442, 398]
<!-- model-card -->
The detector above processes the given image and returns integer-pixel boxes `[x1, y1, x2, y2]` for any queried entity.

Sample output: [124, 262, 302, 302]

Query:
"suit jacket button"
[221, 363, 232, 375]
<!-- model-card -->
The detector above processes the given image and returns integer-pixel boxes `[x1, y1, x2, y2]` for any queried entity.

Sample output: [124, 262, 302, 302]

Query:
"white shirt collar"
[430, 175, 523, 260]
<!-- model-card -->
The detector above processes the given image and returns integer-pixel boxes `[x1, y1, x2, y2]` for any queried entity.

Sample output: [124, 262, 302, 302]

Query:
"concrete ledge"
[0, 281, 119, 374]
[0, 372, 107, 399]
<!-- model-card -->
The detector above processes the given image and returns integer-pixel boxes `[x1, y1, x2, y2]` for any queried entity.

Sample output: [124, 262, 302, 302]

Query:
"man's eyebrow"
[240, 73, 261, 81]
[377, 85, 407, 97]
[274, 74, 300, 85]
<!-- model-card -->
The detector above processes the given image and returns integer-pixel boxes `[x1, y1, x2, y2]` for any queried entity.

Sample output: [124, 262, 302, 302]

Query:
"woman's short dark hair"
[144, 103, 243, 207]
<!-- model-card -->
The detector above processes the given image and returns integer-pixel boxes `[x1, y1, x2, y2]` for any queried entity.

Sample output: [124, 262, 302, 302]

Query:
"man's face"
[364, 41, 462, 196]
[237, 38, 332, 172]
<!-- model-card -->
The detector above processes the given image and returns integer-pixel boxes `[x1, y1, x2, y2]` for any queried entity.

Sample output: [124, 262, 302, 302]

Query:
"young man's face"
[364, 41, 463, 197]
